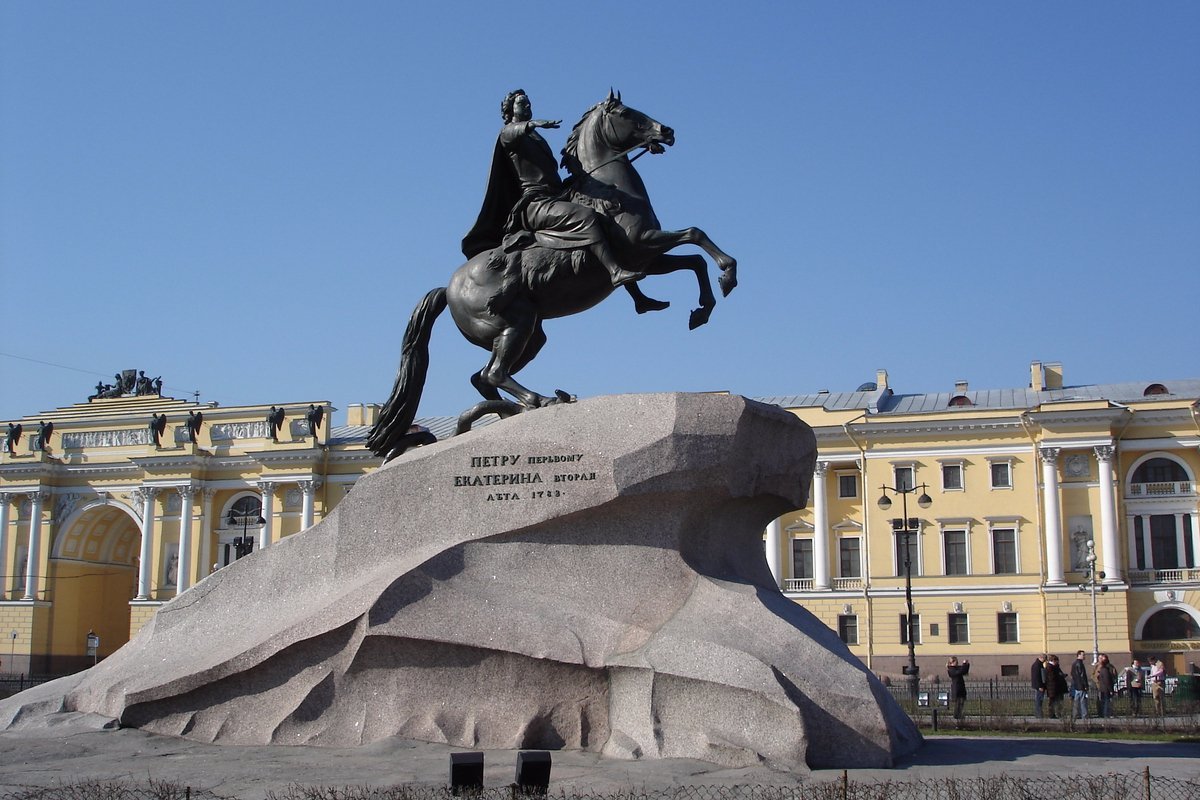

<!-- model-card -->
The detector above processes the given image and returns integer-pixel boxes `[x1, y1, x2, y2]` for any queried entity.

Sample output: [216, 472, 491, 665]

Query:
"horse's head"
[562, 89, 674, 176]
[601, 89, 675, 153]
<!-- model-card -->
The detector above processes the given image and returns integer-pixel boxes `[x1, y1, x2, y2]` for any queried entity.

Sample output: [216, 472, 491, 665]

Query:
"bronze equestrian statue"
[368, 90, 737, 462]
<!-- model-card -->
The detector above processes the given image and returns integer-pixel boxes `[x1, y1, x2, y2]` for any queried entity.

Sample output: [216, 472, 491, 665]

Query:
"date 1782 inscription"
[454, 453, 597, 502]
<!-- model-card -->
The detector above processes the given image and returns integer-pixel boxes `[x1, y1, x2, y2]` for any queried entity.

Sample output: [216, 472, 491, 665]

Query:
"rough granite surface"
[0, 393, 921, 769]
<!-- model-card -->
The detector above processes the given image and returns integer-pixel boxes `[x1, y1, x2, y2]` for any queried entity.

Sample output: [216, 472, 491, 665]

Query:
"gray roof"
[756, 378, 1200, 414]
[329, 379, 1200, 447]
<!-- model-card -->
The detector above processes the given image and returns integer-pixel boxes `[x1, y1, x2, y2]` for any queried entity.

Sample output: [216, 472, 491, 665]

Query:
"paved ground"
[0, 714, 1197, 798]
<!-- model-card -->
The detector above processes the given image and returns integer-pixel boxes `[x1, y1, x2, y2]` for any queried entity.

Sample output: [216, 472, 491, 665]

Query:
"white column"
[1094, 446, 1122, 583]
[812, 462, 830, 590]
[177, 485, 195, 593]
[258, 481, 276, 550]
[200, 488, 216, 577]
[1141, 515, 1154, 569]
[1175, 513, 1187, 570]
[0, 493, 11, 598]
[765, 518, 781, 588]
[1191, 513, 1200, 570]
[298, 479, 321, 530]
[1040, 447, 1065, 585]
[22, 490, 47, 600]
[135, 487, 159, 599]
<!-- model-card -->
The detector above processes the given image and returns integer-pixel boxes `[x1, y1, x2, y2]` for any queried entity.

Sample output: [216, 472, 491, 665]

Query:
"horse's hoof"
[718, 269, 737, 297]
[634, 297, 671, 314]
[553, 389, 576, 404]
[688, 307, 713, 330]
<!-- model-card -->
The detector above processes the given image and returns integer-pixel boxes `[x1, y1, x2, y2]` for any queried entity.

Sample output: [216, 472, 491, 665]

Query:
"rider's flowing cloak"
[461, 124, 601, 259]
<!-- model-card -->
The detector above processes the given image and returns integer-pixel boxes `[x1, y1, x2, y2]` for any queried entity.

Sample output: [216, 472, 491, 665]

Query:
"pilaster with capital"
[812, 462, 830, 590]
[258, 481, 277, 550]
[177, 485, 197, 593]
[298, 479, 323, 531]
[1040, 447, 1065, 585]
[23, 490, 48, 600]
[1093, 445, 1122, 583]
[0, 492, 11, 597]
[134, 486, 160, 599]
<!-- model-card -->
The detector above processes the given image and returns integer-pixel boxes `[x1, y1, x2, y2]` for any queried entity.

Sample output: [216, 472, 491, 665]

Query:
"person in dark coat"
[1094, 653, 1117, 717]
[1030, 654, 1048, 718]
[1045, 654, 1068, 718]
[1070, 650, 1090, 719]
[947, 656, 970, 721]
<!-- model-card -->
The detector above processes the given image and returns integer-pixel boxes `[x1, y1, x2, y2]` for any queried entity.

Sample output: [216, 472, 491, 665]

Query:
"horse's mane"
[561, 100, 607, 178]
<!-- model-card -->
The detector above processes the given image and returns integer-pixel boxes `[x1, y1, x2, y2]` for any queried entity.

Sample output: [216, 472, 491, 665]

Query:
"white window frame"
[892, 463, 916, 492]
[836, 470, 859, 499]
[893, 526, 922, 578]
[790, 536, 814, 580]
[988, 521, 1021, 574]
[941, 527, 971, 576]
[837, 614, 859, 645]
[939, 459, 965, 492]
[948, 612, 970, 644]
[838, 535, 863, 579]
[988, 458, 1014, 490]
[997, 612, 1020, 644]
[900, 612, 922, 645]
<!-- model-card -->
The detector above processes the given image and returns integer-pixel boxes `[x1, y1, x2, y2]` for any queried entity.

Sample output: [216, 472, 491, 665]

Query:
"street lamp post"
[1079, 539, 1108, 665]
[878, 482, 933, 702]
[226, 508, 265, 562]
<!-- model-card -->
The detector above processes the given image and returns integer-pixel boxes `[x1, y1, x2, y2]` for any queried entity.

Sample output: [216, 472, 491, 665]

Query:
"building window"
[990, 461, 1012, 489]
[998, 612, 1019, 643]
[838, 615, 859, 645]
[792, 538, 814, 580]
[1000, 664, 1020, 677]
[894, 465, 915, 492]
[839, 537, 861, 578]
[837, 473, 858, 499]
[942, 463, 964, 491]
[948, 613, 969, 644]
[900, 613, 921, 644]
[895, 531, 919, 577]
[992, 528, 1018, 574]
[943, 530, 968, 575]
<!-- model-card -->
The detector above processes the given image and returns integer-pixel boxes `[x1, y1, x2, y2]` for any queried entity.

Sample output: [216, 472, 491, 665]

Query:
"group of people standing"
[1030, 651, 1168, 719]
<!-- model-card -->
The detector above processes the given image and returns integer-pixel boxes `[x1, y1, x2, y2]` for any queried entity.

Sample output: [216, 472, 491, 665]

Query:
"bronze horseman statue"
[368, 90, 737, 461]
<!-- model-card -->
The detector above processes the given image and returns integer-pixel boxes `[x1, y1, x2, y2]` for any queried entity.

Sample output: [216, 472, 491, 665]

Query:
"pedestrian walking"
[1045, 654, 1067, 719]
[1030, 654, 1047, 718]
[1070, 650, 1090, 720]
[947, 656, 970, 723]
[1124, 658, 1144, 716]
[1094, 654, 1117, 718]
[1149, 656, 1167, 717]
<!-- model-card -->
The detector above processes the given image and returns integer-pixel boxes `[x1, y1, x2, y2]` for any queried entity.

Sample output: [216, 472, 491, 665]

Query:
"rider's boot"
[591, 240, 643, 287]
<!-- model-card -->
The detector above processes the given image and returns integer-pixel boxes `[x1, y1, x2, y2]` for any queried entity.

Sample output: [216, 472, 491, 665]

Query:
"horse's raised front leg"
[641, 253, 717, 330]
[638, 227, 738, 297]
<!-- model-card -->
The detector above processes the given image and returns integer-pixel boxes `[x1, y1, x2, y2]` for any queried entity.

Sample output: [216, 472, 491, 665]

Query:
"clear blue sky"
[3, 3, 1198, 423]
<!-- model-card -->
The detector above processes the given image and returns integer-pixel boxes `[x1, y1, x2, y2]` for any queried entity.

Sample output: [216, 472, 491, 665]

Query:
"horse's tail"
[366, 287, 448, 459]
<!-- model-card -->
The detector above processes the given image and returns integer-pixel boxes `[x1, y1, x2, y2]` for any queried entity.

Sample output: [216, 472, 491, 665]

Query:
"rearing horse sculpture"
[367, 92, 737, 461]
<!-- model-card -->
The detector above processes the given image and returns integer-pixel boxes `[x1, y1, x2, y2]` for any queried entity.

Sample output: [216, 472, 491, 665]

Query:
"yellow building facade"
[762, 362, 1200, 679]
[3, 362, 1198, 682]
[0, 374, 404, 674]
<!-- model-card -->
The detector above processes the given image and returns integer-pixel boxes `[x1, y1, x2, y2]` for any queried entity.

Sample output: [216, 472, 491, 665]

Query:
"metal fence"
[2, 772, 1200, 800]
[884, 676, 1200, 722]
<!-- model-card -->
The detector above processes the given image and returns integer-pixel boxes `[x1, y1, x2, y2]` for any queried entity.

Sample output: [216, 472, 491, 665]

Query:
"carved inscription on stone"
[454, 453, 597, 502]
